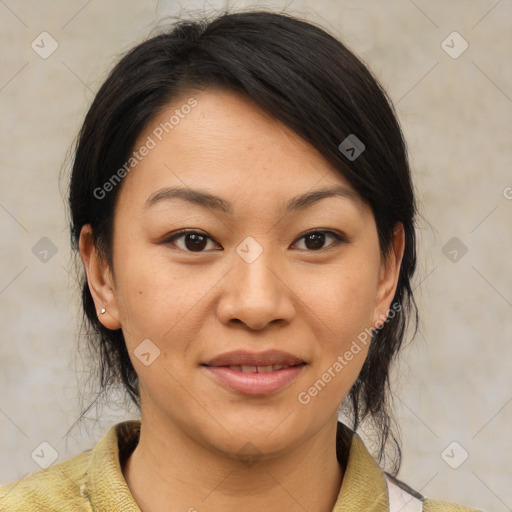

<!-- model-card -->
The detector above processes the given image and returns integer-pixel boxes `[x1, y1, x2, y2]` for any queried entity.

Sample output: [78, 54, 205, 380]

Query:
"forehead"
[116, 89, 364, 215]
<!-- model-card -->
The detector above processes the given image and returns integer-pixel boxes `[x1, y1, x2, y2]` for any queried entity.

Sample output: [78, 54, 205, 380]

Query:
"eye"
[162, 229, 348, 253]
[163, 230, 220, 252]
[293, 230, 347, 251]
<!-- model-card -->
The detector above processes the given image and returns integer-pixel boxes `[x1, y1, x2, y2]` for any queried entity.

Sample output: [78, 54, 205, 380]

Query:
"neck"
[122, 414, 344, 512]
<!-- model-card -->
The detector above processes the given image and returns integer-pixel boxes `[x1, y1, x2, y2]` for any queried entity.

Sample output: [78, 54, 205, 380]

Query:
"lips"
[201, 350, 307, 395]
[222, 363, 299, 373]
[202, 349, 306, 368]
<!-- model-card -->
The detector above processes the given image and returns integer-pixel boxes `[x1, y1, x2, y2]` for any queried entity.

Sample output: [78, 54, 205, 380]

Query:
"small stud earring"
[100, 308, 106, 314]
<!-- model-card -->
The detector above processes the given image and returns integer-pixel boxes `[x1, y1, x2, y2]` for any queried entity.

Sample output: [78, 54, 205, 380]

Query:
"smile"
[202, 363, 307, 396]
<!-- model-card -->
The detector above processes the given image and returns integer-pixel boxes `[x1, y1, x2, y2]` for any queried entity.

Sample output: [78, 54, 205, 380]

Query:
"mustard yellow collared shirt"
[0, 420, 481, 511]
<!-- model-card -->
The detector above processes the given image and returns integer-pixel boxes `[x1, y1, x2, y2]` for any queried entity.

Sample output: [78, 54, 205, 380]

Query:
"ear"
[79, 224, 122, 330]
[371, 222, 405, 330]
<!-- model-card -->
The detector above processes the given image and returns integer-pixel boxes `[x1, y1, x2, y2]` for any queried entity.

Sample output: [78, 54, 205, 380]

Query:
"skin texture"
[79, 89, 405, 512]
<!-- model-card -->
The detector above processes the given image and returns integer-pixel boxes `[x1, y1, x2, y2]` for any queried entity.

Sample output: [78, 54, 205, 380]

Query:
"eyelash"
[162, 229, 348, 253]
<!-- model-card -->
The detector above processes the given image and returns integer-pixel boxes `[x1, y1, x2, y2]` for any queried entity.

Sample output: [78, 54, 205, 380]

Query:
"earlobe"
[78, 224, 122, 330]
[371, 222, 405, 329]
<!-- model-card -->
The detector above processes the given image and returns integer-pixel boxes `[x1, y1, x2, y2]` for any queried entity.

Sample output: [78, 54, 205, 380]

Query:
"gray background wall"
[1, 1, 511, 511]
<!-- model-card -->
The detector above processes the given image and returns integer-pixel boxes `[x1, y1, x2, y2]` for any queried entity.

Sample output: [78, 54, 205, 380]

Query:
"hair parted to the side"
[65, 8, 418, 475]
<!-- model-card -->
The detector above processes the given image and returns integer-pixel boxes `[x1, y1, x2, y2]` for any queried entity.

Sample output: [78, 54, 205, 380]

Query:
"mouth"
[204, 362, 306, 373]
[202, 349, 307, 368]
[201, 350, 307, 396]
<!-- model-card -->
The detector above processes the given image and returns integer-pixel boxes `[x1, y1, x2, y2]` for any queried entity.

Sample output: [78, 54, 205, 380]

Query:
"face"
[80, 88, 404, 459]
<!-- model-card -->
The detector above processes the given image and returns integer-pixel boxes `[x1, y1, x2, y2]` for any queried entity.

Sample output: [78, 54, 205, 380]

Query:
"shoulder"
[0, 449, 92, 511]
[338, 425, 481, 512]
[385, 474, 482, 512]
[0, 420, 140, 511]
[423, 498, 483, 512]
[387, 474, 482, 512]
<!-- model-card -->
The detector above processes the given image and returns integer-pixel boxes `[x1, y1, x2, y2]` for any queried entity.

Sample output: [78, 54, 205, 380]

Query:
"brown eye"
[182, 233, 208, 251]
[164, 230, 219, 252]
[304, 232, 326, 250]
[294, 230, 346, 251]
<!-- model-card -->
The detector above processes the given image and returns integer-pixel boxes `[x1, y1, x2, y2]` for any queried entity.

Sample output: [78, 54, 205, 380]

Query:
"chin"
[197, 407, 309, 459]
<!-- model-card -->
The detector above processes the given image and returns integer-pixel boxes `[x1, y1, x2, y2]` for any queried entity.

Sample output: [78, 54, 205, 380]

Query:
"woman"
[0, 9, 480, 512]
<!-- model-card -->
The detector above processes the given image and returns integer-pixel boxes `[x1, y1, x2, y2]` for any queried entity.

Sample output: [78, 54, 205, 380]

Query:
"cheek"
[112, 245, 183, 344]
[313, 260, 378, 334]
[113, 242, 223, 357]
[305, 259, 378, 383]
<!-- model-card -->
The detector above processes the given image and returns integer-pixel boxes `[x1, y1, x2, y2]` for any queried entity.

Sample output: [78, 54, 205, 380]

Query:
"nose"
[216, 243, 295, 331]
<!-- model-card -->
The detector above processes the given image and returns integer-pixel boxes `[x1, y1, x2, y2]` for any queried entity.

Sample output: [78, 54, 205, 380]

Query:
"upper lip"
[202, 350, 306, 367]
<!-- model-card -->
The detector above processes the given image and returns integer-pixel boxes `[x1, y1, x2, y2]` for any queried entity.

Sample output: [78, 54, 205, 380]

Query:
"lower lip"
[202, 364, 306, 396]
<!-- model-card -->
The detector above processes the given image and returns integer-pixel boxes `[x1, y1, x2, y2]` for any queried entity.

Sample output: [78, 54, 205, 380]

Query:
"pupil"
[186, 233, 207, 251]
[306, 232, 325, 250]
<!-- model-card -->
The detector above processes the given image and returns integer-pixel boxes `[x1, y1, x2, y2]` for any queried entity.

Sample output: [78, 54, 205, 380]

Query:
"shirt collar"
[86, 419, 390, 511]
[332, 421, 390, 511]
[86, 419, 141, 511]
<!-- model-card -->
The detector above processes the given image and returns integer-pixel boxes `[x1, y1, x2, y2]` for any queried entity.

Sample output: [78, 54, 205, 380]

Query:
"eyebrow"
[143, 184, 359, 215]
